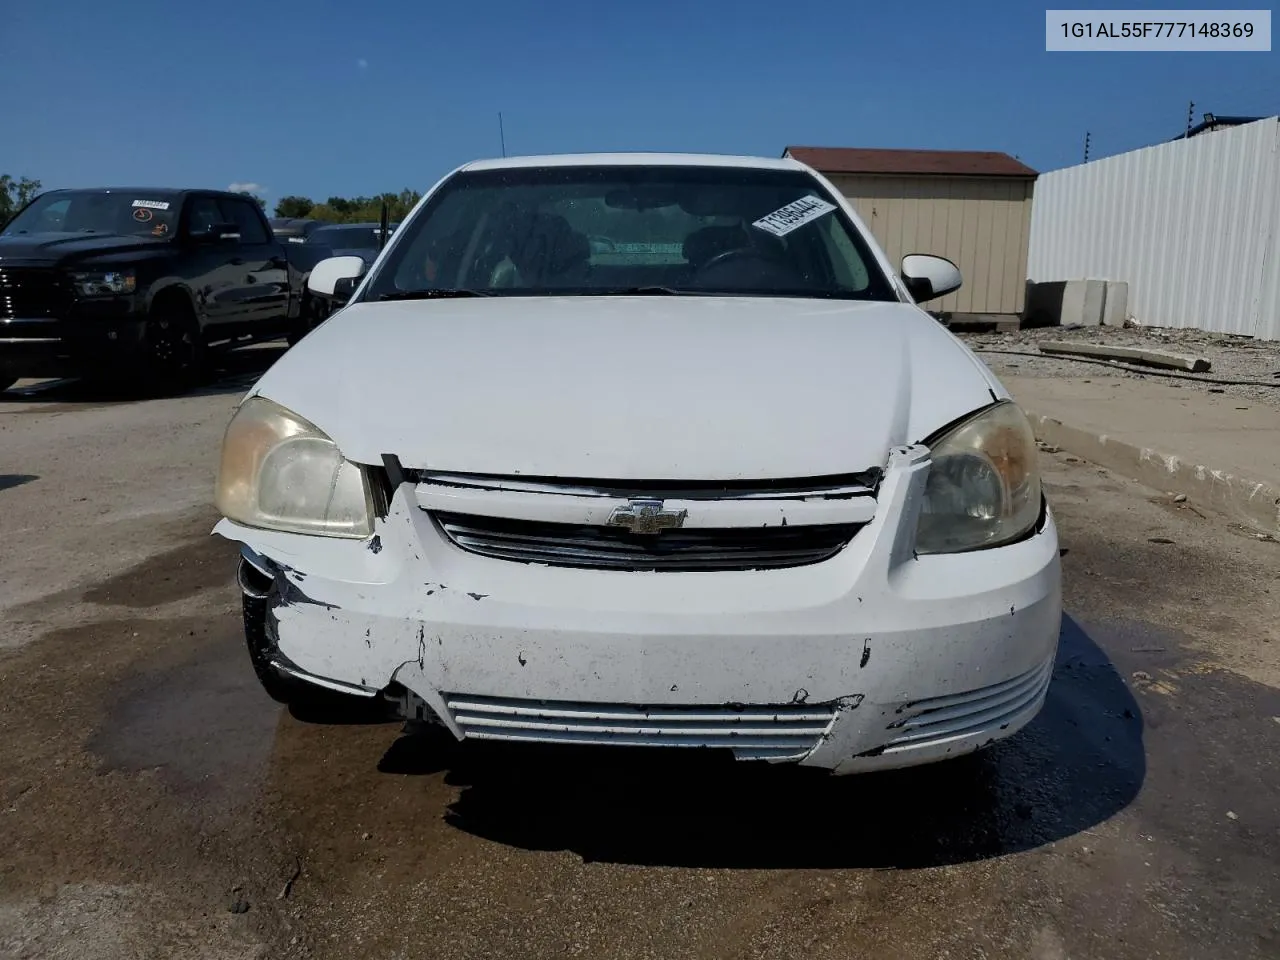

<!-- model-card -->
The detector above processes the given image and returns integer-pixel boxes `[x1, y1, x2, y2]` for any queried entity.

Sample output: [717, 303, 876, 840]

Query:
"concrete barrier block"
[1023, 280, 1065, 327]
[1102, 281, 1129, 327]
[1060, 279, 1106, 326]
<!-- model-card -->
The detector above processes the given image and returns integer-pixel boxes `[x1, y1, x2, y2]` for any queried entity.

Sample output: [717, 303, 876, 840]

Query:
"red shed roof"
[784, 146, 1038, 178]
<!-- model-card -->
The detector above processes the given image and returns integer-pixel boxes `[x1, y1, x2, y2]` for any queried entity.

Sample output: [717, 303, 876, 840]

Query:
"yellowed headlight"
[215, 396, 374, 539]
[915, 401, 1042, 554]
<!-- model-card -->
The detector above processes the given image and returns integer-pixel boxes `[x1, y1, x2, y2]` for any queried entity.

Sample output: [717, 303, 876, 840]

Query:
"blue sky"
[3, 0, 1275, 209]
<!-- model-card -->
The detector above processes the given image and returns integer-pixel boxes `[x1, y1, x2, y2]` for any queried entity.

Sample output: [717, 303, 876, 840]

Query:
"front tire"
[286, 294, 329, 347]
[141, 300, 205, 393]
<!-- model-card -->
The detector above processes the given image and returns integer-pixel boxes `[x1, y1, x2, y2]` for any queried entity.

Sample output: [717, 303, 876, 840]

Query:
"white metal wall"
[1027, 117, 1280, 340]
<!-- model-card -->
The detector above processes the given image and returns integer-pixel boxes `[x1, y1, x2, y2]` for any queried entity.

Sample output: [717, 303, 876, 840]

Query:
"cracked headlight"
[914, 401, 1042, 555]
[215, 396, 374, 539]
[71, 269, 136, 297]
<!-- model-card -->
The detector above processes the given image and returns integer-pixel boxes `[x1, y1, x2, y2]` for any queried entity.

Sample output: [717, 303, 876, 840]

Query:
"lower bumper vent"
[446, 695, 838, 761]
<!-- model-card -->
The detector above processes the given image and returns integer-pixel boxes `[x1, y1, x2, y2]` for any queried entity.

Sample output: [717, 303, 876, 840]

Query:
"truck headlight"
[71, 269, 136, 296]
[215, 396, 374, 539]
[914, 401, 1042, 555]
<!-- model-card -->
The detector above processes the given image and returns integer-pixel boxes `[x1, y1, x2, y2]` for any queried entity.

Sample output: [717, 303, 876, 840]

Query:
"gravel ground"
[960, 324, 1280, 410]
[2, 353, 1280, 959]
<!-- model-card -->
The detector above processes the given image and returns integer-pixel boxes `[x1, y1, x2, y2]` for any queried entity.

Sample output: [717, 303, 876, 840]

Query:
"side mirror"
[901, 254, 962, 303]
[308, 255, 367, 302]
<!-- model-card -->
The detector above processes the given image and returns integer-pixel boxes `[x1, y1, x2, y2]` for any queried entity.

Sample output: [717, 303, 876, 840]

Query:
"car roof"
[461, 152, 809, 173]
[44, 187, 187, 196]
[43, 187, 268, 201]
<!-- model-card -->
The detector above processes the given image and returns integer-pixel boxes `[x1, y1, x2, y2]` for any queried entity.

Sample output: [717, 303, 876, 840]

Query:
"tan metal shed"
[784, 146, 1038, 317]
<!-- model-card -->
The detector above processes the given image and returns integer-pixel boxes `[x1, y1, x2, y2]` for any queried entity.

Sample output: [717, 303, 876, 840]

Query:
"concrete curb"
[1026, 411, 1280, 537]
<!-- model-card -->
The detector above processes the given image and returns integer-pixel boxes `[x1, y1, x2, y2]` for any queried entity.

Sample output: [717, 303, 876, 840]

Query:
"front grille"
[446, 694, 838, 760]
[0, 268, 69, 321]
[433, 512, 861, 571]
[880, 658, 1054, 755]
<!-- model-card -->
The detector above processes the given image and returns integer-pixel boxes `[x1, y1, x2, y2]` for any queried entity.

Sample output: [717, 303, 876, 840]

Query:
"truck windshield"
[3, 190, 180, 239]
[360, 166, 897, 302]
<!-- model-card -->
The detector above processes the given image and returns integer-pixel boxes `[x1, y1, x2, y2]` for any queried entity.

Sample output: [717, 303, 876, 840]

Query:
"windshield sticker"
[132, 207, 153, 223]
[131, 199, 171, 211]
[152, 222, 169, 237]
[752, 195, 837, 237]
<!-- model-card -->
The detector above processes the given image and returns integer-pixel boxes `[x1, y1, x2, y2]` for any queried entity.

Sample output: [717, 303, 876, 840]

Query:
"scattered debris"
[1038, 340, 1212, 372]
[1226, 811, 1239, 821]
[1173, 494, 1187, 503]
[229, 898, 250, 914]
[277, 858, 302, 900]
[1132, 671, 1154, 683]
[1148, 537, 1176, 545]
[1131, 646, 1166, 654]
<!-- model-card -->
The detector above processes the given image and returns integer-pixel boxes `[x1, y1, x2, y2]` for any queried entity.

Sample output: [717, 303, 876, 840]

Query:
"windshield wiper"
[602, 286, 690, 296]
[377, 288, 493, 301]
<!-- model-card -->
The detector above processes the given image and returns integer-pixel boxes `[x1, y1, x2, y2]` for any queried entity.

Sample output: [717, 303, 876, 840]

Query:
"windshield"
[308, 226, 381, 249]
[361, 166, 896, 301]
[3, 190, 180, 239]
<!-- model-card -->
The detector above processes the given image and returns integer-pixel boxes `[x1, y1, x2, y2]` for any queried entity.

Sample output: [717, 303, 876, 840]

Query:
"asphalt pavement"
[1, 351, 1277, 960]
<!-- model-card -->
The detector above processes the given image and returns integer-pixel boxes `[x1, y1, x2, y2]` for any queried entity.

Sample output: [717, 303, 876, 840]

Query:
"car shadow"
[0, 474, 38, 492]
[0, 342, 289, 404]
[376, 614, 1144, 869]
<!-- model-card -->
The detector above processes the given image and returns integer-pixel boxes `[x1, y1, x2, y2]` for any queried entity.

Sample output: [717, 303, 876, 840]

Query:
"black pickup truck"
[0, 188, 332, 392]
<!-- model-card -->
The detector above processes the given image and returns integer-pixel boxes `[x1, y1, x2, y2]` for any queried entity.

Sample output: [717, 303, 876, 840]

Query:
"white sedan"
[214, 153, 1061, 774]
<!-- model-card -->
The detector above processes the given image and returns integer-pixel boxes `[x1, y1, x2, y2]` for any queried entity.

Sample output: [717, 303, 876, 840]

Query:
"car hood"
[0, 232, 169, 266]
[252, 296, 1007, 479]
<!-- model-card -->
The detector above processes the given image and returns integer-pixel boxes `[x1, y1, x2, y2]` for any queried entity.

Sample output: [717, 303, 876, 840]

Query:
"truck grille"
[446, 694, 838, 760]
[0, 267, 69, 321]
[433, 512, 861, 571]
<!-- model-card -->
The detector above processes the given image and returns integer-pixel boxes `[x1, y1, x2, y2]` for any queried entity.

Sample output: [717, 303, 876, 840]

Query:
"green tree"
[266, 188, 423, 225]
[274, 195, 315, 218]
[0, 175, 43, 225]
[304, 203, 344, 223]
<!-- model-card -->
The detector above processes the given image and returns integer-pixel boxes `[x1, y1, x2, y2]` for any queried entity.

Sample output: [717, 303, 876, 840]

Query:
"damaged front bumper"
[217, 445, 1062, 774]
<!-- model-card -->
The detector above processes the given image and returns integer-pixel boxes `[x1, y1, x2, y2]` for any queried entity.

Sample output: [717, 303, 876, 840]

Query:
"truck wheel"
[287, 295, 326, 347]
[141, 299, 205, 393]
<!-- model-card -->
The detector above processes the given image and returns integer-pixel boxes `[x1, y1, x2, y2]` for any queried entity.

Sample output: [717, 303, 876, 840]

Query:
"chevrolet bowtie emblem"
[606, 499, 688, 535]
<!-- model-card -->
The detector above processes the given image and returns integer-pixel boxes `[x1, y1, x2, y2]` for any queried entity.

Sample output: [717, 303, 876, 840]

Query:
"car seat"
[507, 212, 591, 286]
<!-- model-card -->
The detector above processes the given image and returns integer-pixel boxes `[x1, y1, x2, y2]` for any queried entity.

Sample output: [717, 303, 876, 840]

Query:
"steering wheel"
[698, 247, 765, 272]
